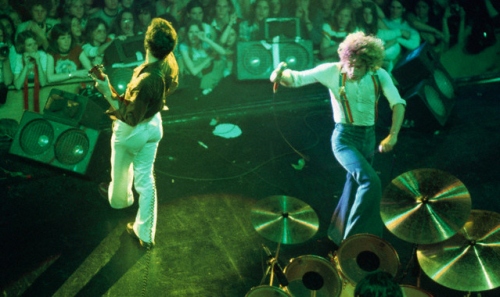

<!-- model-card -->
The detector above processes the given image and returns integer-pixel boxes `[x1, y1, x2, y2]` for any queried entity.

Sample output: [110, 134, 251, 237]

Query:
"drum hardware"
[261, 243, 289, 288]
[244, 285, 292, 297]
[250, 195, 319, 244]
[381, 168, 471, 245]
[284, 255, 342, 297]
[400, 285, 434, 297]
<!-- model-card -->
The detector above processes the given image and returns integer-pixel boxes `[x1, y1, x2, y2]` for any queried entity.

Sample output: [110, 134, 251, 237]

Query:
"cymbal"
[250, 195, 319, 244]
[381, 168, 471, 244]
[417, 210, 500, 292]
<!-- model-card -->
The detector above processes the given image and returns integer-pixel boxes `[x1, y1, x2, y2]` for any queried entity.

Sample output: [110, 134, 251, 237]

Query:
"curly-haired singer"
[270, 31, 405, 246]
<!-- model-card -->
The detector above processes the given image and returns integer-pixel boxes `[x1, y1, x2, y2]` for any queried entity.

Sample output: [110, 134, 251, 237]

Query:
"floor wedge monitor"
[9, 111, 101, 175]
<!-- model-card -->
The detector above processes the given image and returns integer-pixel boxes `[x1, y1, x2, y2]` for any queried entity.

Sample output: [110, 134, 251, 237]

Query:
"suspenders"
[338, 72, 381, 124]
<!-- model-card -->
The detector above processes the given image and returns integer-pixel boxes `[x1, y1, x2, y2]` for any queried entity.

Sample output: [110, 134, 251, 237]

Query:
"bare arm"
[79, 51, 92, 70]
[199, 32, 227, 55]
[2, 58, 13, 86]
[379, 103, 405, 153]
[180, 48, 213, 76]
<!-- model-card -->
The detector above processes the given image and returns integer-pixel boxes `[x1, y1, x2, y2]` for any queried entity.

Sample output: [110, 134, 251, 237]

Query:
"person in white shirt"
[270, 31, 406, 246]
[381, 0, 420, 70]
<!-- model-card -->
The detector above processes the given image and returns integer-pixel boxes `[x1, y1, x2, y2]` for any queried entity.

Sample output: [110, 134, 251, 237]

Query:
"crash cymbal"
[381, 168, 471, 244]
[250, 195, 319, 244]
[417, 210, 500, 292]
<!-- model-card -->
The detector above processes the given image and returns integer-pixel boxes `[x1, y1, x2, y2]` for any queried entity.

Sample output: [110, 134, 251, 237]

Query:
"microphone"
[273, 62, 287, 93]
[262, 244, 289, 286]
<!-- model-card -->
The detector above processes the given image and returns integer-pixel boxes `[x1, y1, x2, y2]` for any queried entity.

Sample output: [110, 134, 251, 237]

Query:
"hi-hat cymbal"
[417, 210, 500, 292]
[250, 195, 319, 244]
[381, 168, 471, 244]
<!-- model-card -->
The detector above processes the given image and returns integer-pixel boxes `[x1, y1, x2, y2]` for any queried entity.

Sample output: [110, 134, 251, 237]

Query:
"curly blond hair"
[337, 31, 385, 71]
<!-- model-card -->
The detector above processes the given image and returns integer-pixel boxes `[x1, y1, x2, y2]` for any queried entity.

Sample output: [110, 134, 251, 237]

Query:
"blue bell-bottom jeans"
[327, 123, 383, 245]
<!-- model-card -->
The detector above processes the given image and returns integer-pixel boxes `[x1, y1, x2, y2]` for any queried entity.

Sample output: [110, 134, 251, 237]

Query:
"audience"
[46, 23, 91, 84]
[381, 0, 420, 71]
[0, 22, 13, 105]
[61, 14, 85, 46]
[292, 0, 325, 50]
[218, 21, 237, 77]
[0, 14, 17, 73]
[0, 0, 494, 115]
[109, 8, 139, 40]
[90, 0, 121, 27]
[64, 0, 89, 29]
[269, 0, 289, 18]
[357, 1, 408, 72]
[317, 0, 340, 22]
[134, 0, 156, 34]
[179, 0, 218, 42]
[179, 20, 227, 95]
[13, 30, 48, 112]
[406, 0, 450, 54]
[16, 0, 60, 51]
[210, 0, 236, 37]
[238, 0, 270, 41]
[320, 3, 356, 61]
[82, 17, 113, 66]
[49, 0, 63, 20]
[120, 0, 135, 9]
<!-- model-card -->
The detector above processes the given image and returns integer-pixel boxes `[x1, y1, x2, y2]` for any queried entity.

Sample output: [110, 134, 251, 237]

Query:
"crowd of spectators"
[0, 0, 498, 109]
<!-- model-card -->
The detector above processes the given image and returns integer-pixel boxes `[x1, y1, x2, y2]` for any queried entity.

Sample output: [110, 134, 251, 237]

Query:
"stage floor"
[1, 77, 499, 297]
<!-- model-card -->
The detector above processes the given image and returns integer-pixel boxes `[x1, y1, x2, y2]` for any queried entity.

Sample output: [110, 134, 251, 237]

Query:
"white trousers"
[107, 112, 163, 243]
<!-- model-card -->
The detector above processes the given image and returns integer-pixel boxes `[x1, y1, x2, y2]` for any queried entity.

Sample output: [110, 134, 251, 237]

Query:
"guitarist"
[91, 18, 179, 249]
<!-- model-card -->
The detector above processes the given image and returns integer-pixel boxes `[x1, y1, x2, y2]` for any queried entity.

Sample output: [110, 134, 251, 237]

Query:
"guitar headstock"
[88, 64, 105, 80]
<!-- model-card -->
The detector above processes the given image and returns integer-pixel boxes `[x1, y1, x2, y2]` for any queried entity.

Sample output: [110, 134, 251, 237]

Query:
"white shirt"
[289, 62, 406, 126]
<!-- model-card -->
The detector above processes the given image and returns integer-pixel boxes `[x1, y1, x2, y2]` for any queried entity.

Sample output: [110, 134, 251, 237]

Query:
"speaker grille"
[424, 84, 446, 118]
[19, 119, 55, 155]
[240, 43, 272, 76]
[54, 129, 90, 165]
[279, 42, 312, 70]
[433, 68, 454, 99]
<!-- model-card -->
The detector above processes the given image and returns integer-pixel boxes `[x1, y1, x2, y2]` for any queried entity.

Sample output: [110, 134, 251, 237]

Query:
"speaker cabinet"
[236, 40, 313, 80]
[9, 111, 101, 175]
[393, 42, 442, 92]
[43, 88, 105, 130]
[403, 79, 455, 131]
[265, 17, 300, 40]
[104, 35, 145, 66]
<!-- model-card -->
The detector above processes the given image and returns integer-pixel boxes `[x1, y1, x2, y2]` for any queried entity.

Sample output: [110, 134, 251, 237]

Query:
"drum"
[245, 285, 292, 297]
[332, 234, 400, 297]
[284, 255, 342, 297]
[400, 285, 434, 297]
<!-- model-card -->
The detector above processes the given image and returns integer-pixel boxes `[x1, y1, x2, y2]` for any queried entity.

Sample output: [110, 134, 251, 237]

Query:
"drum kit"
[246, 169, 500, 297]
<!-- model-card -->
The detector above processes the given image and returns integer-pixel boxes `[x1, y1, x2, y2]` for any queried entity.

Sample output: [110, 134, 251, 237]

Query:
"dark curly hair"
[144, 18, 177, 60]
[354, 271, 403, 297]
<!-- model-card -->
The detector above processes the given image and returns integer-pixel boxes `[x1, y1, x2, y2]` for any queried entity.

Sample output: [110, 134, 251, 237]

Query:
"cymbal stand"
[260, 242, 289, 290]
[397, 244, 422, 287]
[464, 292, 482, 297]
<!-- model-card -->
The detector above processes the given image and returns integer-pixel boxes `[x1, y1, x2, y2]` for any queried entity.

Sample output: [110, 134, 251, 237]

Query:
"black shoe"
[98, 182, 109, 201]
[126, 222, 155, 250]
